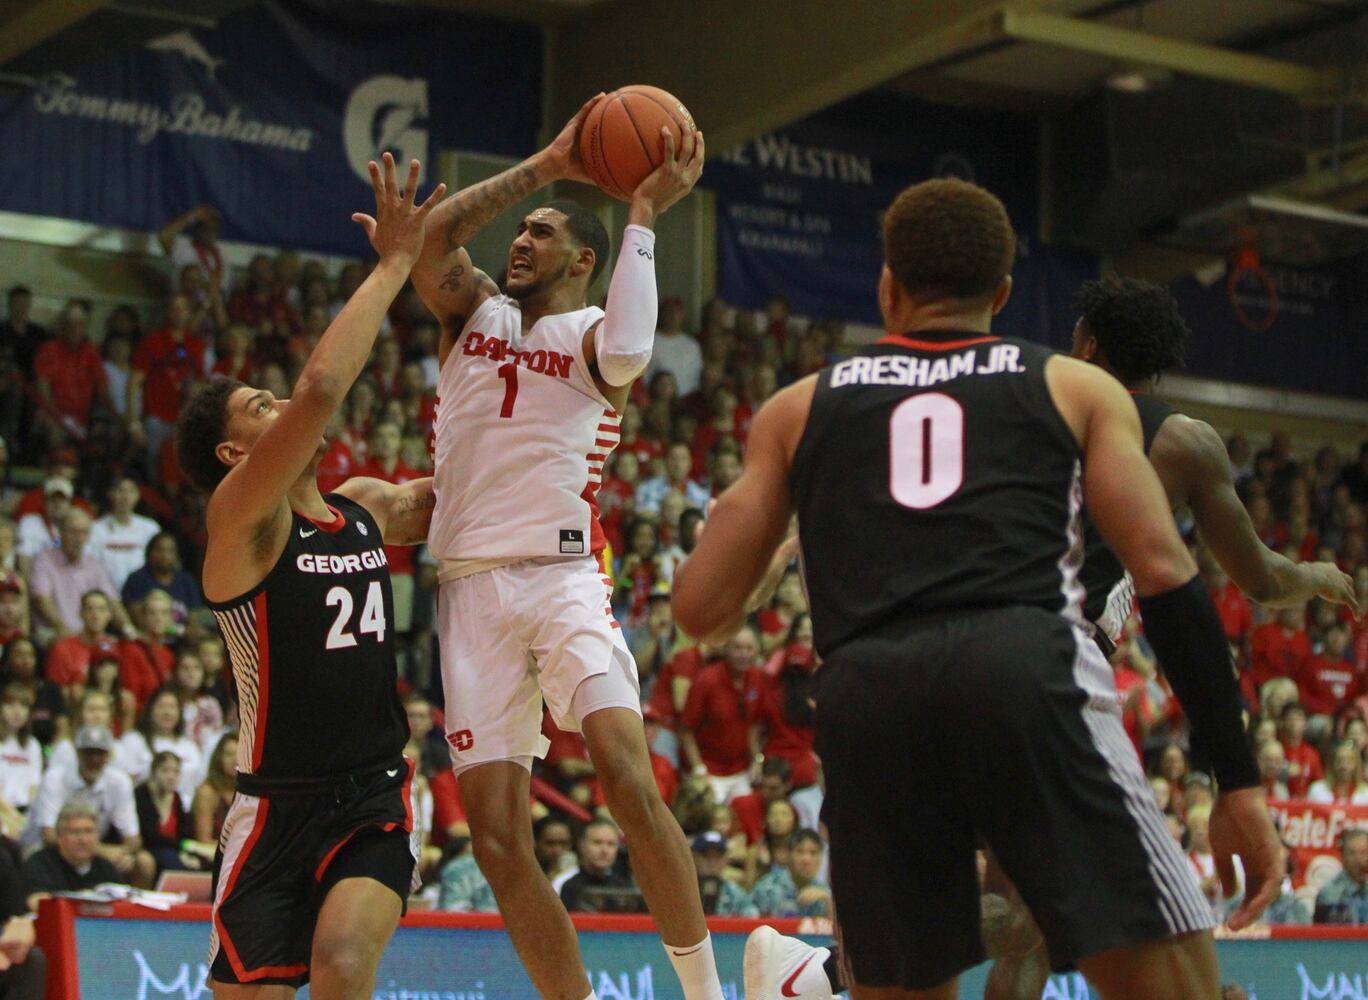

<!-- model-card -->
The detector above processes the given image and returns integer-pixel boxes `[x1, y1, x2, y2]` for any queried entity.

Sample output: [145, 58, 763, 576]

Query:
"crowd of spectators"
[0, 203, 1364, 929]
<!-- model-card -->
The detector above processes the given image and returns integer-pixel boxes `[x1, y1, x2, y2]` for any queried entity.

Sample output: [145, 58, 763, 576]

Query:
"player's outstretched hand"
[630, 127, 704, 221]
[1310, 561, 1359, 619]
[352, 152, 446, 268]
[543, 93, 605, 186]
[1210, 786, 1284, 931]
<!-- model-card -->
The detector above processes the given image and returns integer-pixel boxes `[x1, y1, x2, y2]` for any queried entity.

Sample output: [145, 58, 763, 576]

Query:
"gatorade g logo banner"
[0, 2, 540, 255]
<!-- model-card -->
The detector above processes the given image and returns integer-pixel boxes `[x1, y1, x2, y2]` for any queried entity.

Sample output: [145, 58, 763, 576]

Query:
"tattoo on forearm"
[396, 491, 436, 516]
[442, 162, 542, 252]
[439, 265, 465, 290]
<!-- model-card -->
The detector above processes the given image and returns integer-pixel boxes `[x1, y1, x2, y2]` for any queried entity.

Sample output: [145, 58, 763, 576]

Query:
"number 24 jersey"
[207, 494, 408, 779]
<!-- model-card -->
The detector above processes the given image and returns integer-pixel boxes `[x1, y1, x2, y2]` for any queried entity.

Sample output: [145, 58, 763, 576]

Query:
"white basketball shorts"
[437, 556, 640, 774]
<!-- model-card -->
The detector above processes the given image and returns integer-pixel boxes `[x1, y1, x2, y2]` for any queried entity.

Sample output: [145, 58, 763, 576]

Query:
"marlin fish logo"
[145, 30, 226, 79]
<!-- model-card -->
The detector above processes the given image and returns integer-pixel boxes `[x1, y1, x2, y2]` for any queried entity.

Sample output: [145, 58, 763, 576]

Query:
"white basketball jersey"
[430, 294, 620, 562]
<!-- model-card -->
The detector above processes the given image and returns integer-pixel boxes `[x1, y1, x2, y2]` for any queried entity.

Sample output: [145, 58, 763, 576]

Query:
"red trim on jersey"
[877, 333, 1001, 352]
[216, 798, 309, 982]
[250, 592, 269, 772]
[301, 503, 346, 533]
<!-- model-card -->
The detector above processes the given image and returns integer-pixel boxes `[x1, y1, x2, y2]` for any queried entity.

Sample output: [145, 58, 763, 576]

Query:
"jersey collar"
[877, 330, 1001, 352]
[299, 503, 345, 533]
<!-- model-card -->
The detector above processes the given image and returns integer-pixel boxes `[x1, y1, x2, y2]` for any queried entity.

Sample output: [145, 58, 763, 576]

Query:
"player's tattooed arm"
[333, 477, 435, 546]
[431, 161, 544, 255]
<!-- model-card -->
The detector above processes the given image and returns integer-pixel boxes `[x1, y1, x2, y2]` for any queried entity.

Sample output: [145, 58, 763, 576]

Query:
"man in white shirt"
[158, 205, 232, 299]
[26, 726, 152, 886]
[14, 480, 71, 570]
[87, 478, 160, 592]
[646, 297, 703, 396]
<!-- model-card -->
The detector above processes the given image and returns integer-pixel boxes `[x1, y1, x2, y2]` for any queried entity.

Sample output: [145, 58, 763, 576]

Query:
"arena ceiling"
[2, 0, 1365, 275]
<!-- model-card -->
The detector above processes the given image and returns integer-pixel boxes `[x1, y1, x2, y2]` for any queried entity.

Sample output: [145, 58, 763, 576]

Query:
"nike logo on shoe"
[386, 768, 400, 777]
[300, 526, 318, 538]
[782, 953, 816, 997]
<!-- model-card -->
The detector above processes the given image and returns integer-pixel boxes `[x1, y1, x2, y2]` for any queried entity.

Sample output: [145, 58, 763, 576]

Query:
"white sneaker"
[743, 925, 835, 1000]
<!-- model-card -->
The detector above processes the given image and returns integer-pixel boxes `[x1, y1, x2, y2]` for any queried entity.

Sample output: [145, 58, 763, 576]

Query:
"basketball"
[579, 85, 697, 201]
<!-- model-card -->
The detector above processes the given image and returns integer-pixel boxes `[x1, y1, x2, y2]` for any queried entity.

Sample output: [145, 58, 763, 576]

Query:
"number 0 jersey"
[206, 494, 407, 779]
[790, 332, 1085, 658]
[429, 294, 621, 569]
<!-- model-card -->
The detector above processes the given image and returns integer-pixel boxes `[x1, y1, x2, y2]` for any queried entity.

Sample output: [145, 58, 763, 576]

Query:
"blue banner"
[0, 1, 541, 255]
[1171, 255, 1368, 398]
[704, 91, 1094, 338]
[74, 913, 1368, 1000]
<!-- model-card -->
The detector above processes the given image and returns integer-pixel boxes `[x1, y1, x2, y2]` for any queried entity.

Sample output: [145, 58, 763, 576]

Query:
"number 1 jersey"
[790, 331, 1086, 658]
[429, 294, 621, 566]
[207, 494, 408, 779]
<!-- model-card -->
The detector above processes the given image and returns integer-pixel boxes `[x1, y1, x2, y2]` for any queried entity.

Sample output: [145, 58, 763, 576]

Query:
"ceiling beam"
[546, 0, 1062, 151]
[999, 7, 1346, 101]
[0, 0, 103, 67]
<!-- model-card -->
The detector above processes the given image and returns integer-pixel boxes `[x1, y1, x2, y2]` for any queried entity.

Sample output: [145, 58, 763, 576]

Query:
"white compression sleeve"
[596, 224, 658, 387]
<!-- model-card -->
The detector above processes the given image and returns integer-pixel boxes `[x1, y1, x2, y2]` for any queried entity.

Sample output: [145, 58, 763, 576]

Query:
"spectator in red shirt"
[598, 452, 641, 555]
[1299, 623, 1359, 723]
[119, 591, 175, 710]
[1250, 605, 1313, 693]
[228, 254, 300, 339]
[130, 294, 208, 463]
[1203, 560, 1253, 651]
[44, 592, 116, 695]
[691, 385, 747, 459]
[369, 338, 404, 402]
[729, 757, 793, 847]
[616, 401, 664, 475]
[211, 324, 254, 383]
[315, 413, 356, 495]
[1279, 702, 1324, 798]
[0, 571, 29, 656]
[756, 570, 807, 655]
[33, 302, 111, 450]
[753, 614, 819, 783]
[12, 450, 92, 522]
[645, 639, 717, 771]
[613, 518, 663, 632]
[679, 626, 764, 804]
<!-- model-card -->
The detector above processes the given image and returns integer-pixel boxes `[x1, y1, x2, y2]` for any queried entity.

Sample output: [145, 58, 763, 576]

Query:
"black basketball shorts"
[208, 757, 418, 988]
[816, 606, 1213, 991]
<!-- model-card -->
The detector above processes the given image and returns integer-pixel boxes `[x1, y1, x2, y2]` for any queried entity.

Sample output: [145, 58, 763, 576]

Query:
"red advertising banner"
[1267, 798, 1368, 889]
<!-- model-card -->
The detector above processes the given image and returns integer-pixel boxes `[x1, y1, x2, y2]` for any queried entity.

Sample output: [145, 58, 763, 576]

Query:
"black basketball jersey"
[207, 494, 408, 779]
[791, 331, 1085, 658]
[1078, 393, 1177, 645]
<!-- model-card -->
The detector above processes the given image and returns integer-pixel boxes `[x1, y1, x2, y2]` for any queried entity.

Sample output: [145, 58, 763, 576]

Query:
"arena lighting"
[1105, 65, 1172, 93]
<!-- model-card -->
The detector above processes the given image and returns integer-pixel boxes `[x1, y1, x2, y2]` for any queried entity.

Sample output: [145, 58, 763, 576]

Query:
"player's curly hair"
[883, 178, 1016, 302]
[176, 374, 246, 495]
[1074, 277, 1188, 385]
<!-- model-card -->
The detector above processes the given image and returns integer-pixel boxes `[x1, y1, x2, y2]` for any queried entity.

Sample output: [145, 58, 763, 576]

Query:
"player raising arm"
[177, 153, 443, 998]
